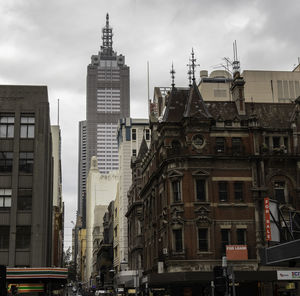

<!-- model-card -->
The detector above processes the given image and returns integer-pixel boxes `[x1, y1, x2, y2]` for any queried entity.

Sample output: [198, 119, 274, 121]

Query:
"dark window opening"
[218, 182, 228, 202]
[19, 152, 34, 174]
[232, 137, 241, 154]
[17, 189, 32, 211]
[0, 226, 9, 249]
[274, 181, 285, 203]
[172, 180, 181, 202]
[273, 137, 280, 149]
[234, 182, 243, 202]
[132, 149, 137, 157]
[216, 137, 225, 153]
[16, 226, 31, 249]
[145, 129, 150, 141]
[196, 179, 206, 201]
[221, 229, 230, 254]
[237, 229, 246, 245]
[173, 229, 183, 252]
[132, 129, 136, 141]
[0, 152, 13, 172]
[198, 228, 208, 251]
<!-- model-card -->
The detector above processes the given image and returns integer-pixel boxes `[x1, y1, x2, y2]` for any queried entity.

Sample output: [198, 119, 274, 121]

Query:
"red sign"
[264, 198, 271, 241]
[226, 245, 248, 260]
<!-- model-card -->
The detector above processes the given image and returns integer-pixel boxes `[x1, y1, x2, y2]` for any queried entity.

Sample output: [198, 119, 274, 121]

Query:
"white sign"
[277, 270, 300, 280]
[158, 261, 164, 274]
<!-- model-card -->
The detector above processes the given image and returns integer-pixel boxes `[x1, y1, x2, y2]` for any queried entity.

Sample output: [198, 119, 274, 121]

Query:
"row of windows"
[0, 152, 33, 173]
[0, 115, 35, 139]
[0, 226, 31, 249]
[131, 129, 150, 141]
[171, 179, 288, 203]
[0, 189, 32, 210]
[172, 228, 246, 253]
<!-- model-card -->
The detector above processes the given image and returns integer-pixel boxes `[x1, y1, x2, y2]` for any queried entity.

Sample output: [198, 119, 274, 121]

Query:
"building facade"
[198, 64, 300, 103]
[134, 74, 300, 295]
[85, 156, 118, 284]
[116, 119, 150, 266]
[86, 13, 130, 175]
[78, 120, 87, 227]
[51, 125, 64, 267]
[0, 85, 53, 267]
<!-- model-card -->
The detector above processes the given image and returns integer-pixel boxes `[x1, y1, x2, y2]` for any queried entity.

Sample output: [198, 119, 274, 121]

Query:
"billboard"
[226, 245, 248, 260]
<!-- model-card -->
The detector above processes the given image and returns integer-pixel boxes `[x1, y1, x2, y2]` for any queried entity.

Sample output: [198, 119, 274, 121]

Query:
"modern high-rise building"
[86, 13, 130, 175]
[0, 85, 53, 267]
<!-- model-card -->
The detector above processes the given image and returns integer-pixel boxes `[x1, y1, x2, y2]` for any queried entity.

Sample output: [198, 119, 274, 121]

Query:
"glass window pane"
[20, 126, 27, 138]
[0, 126, 6, 138]
[7, 125, 14, 137]
[0, 197, 3, 206]
[4, 197, 11, 207]
[27, 126, 35, 138]
[7, 117, 15, 123]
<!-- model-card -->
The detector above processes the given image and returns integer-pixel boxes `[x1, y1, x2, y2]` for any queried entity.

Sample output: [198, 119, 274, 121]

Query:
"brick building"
[129, 72, 300, 296]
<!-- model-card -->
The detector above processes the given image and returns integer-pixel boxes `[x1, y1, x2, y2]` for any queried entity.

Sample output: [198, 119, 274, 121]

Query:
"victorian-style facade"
[127, 71, 300, 296]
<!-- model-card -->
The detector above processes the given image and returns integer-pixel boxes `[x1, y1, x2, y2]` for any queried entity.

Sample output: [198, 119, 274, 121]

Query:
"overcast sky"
[1, 0, 299, 250]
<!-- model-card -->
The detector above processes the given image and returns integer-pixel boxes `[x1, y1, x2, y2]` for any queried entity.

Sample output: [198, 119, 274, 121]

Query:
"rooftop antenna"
[170, 62, 175, 89]
[101, 13, 113, 55]
[57, 98, 60, 125]
[232, 40, 240, 74]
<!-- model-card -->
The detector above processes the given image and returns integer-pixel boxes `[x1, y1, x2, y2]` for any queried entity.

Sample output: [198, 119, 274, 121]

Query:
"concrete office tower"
[78, 120, 87, 227]
[0, 85, 53, 267]
[86, 13, 130, 174]
[51, 125, 64, 267]
[85, 156, 119, 284]
[115, 118, 150, 275]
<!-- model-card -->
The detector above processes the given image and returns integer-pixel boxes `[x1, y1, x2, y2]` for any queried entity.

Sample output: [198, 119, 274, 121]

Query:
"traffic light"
[0, 265, 7, 296]
[213, 266, 227, 295]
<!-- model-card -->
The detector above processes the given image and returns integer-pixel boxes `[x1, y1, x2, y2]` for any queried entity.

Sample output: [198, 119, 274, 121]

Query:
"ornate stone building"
[131, 71, 300, 296]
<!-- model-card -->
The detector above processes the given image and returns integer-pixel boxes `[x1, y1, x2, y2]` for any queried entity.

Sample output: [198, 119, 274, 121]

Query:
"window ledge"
[217, 202, 248, 207]
[197, 251, 213, 255]
[171, 202, 184, 206]
[194, 201, 210, 205]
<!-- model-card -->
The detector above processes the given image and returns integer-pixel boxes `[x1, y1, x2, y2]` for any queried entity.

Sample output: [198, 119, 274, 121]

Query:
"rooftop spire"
[189, 48, 200, 83]
[187, 63, 192, 87]
[170, 62, 176, 89]
[101, 13, 113, 55]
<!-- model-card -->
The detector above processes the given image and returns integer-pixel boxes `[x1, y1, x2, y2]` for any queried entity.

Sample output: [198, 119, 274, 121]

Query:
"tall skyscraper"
[86, 13, 130, 174]
[77, 120, 87, 227]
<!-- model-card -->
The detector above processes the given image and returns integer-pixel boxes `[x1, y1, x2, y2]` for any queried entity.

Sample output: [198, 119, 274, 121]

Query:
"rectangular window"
[132, 149, 137, 157]
[216, 137, 225, 153]
[0, 189, 12, 208]
[0, 115, 14, 138]
[274, 181, 285, 203]
[234, 182, 243, 202]
[172, 180, 181, 202]
[232, 137, 241, 154]
[273, 137, 280, 149]
[221, 229, 230, 254]
[19, 152, 34, 173]
[17, 189, 32, 211]
[195, 179, 206, 201]
[218, 182, 228, 202]
[145, 129, 150, 141]
[0, 226, 9, 249]
[0, 152, 13, 172]
[20, 115, 35, 139]
[16, 226, 31, 249]
[237, 229, 246, 245]
[132, 129, 136, 141]
[198, 228, 208, 251]
[173, 229, 183, 252]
